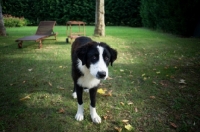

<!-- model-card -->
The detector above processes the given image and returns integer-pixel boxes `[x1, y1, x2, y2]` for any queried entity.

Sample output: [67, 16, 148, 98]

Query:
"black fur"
[71, 36, 117, 112]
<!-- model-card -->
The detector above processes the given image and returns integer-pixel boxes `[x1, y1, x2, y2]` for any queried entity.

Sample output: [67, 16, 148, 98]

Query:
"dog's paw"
[75, 104, 84, 121]
[75, 113, 84, 121]
[91, 114, 101, 124]
[72, 92, 77, 99]
[90, 106, 101, 124]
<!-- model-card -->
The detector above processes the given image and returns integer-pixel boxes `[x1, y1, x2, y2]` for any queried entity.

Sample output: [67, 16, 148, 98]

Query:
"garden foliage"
[2, 0, 200, 36]
[3, 14, 27, 27]
[140, 0, 200, 36]
[2, 0, 141, 27]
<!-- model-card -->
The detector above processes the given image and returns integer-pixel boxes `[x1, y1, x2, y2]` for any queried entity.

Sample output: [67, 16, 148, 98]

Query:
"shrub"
[3, 14, 27, 27]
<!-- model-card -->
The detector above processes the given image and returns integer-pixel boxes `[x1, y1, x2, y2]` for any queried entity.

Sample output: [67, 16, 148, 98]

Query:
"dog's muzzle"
[96, 71, 106, 79]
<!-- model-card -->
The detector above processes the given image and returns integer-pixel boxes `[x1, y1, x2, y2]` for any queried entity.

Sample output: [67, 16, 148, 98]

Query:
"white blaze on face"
[77, 59, 100, 89]
[90, 46, 108, 79]
[77, 46, 108, 89]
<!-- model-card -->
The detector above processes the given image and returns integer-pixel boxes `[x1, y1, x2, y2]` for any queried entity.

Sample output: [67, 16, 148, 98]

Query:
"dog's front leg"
[75, 85, 84, 121]
[89, 88, 101, 124]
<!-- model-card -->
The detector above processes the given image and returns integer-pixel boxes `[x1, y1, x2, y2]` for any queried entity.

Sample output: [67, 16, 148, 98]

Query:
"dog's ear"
[109, 47, 117, 66]
[76, 45, 89, 65]
[100, 42, 117, 66]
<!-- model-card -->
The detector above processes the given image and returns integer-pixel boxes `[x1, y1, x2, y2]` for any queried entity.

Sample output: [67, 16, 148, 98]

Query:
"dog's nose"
[97, 71, 106, 79]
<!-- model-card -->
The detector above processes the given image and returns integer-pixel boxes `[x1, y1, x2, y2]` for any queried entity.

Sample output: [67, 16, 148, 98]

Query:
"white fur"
[75, 104, 84, 121]
[84, 89, 89, 93]
[90, 105, 101, 124]
[77, 46, 108, 89]
[90, 46, 108, 79]
[77, 59, 100, 89]
[72, 92, 77, 99]
[72, 89, 88, 99]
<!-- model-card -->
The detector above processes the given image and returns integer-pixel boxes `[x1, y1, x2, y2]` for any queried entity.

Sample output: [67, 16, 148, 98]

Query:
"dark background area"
[1, 0, 200, 37]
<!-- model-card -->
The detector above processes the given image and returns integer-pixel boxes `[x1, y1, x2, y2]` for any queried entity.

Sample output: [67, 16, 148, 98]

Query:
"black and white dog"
[71, 36, 117, 123]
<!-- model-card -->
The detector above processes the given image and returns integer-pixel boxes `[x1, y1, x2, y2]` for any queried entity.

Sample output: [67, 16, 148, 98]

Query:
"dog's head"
[76, 41, 117, 80]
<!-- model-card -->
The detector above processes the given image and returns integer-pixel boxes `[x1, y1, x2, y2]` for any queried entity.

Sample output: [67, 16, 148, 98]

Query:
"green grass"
[0, 26, 200, 132]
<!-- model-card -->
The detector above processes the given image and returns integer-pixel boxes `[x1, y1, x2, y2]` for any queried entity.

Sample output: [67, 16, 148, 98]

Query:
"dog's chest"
[77, 59, 100, 89]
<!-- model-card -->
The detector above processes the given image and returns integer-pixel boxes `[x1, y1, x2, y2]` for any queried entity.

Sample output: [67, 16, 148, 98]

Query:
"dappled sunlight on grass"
[0, 26, 200, 132]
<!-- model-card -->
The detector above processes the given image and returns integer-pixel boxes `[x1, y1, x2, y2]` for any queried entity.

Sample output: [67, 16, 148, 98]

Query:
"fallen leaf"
[150, 96, 156, 99]
[97, 88, 106, 94]
[142, 73, 145, 76]
[103, 115, 108, 120]
[125, 124, 134, 131]
[58, 108, 65, 114]
[28, 68, 32, 71]
[156, 71, 160, 74]
[48, 82, 52, 86]
[59, 66, 63, 68]
[127, 101, 133, 105]
[120, 69, 124, 72]
[122, 120, 129, 123]
[57, 87, 65, 90]
[179, 79, 186, 84]
[152, 81, 157, 84]
[20, 94, 31, 101]
[104, 90, 113, 96]
[135, 107, 138, 112]
[114, 127, 122, 132]
[170, 122, 177, 128]
[103, 115, 112, 120]
[107, 76, 113, 80]
[120, 102, 125, 106]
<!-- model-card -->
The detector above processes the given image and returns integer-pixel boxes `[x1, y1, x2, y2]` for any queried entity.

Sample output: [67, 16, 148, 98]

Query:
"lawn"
[0, 26, 200, 132]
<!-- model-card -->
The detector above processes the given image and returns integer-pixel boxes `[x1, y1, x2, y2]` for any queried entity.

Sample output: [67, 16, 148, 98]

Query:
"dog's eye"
[92, 56, 97, 60]
[105, 56, 109, 61]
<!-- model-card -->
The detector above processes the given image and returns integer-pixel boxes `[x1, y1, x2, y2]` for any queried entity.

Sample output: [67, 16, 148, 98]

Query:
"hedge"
[140, 0, 200, 37]
[2, 0, 141, 27]
[3, 14, 27, 27]
[2, 0, 200, 36]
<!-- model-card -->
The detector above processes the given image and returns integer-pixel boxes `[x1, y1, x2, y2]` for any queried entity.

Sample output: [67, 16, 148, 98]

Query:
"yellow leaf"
[20, 94, 31, 101]
[97, 88, 106, 94]
[125, 124, 134, 131]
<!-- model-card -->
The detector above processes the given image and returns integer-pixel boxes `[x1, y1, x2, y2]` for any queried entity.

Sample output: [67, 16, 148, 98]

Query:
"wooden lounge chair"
[15, 21, 58, 48]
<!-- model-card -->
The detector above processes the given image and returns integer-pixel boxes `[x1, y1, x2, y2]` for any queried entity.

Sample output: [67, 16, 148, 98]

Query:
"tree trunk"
[94, 0, 105, 36]
[0, 3, 6, 36]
